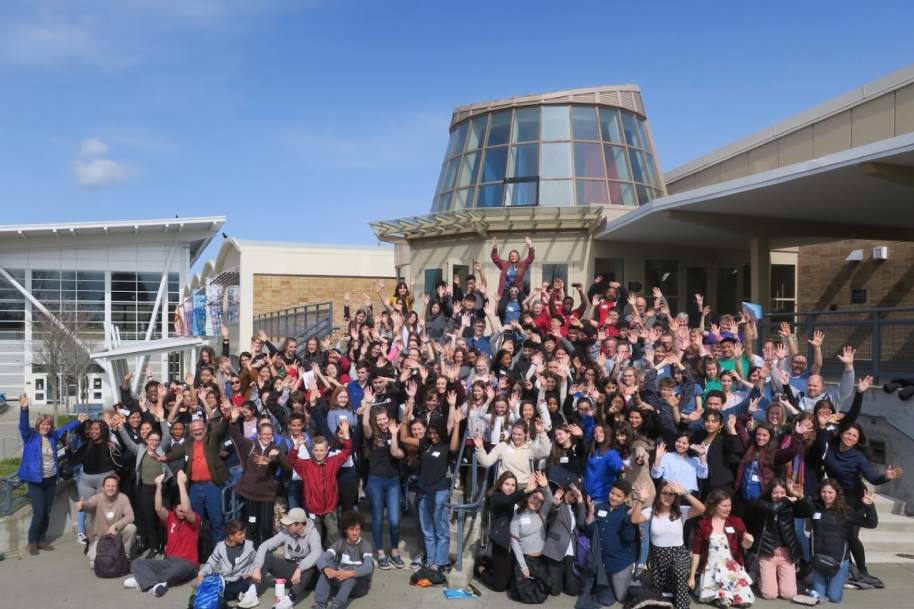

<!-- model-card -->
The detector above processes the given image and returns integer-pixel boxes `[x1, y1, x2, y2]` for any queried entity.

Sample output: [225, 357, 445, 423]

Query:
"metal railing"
[222, 483, 243, 520]
[252, 302, 336, 357]
[443, 425, 492, 572]
[757, 307, 914, 382]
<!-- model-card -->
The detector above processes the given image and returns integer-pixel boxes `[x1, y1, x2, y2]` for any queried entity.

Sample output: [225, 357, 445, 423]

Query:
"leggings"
[845, 487, 868, 570]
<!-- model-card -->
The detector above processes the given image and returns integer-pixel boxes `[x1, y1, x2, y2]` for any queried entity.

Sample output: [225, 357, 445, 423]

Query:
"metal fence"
[252, 302, 335, 354]
[757, 307, 914, 382]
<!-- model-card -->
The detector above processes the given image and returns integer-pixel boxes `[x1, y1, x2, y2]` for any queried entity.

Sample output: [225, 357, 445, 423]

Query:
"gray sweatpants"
[610, 564, 635, 602]
[131, 556, 197, 591]
[314, 570, 371, 605]
[261, 554, 315, 600]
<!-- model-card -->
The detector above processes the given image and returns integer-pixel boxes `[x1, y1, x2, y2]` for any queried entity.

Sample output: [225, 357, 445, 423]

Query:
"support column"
[749, 237, 771, 310]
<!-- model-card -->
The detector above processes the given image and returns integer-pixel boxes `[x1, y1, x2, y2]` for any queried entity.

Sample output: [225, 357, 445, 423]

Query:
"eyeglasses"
[231, 381, 241, 386]
[659, 491, 676, 497]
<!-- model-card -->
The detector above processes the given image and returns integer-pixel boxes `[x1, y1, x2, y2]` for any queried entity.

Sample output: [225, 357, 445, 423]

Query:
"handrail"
[221, 483, 243, 520]
[443, 423, 492, 571]
[859, 411, 914, 445]
[252, 302, 336, 357]
[767, 307, 914, 317]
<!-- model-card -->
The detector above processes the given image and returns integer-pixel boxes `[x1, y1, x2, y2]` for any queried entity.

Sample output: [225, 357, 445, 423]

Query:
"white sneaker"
[238, 592, 261, 608]
[76, 533, 87, 544]
[123, 577, 140, 590]
[273, 595, 294, 609]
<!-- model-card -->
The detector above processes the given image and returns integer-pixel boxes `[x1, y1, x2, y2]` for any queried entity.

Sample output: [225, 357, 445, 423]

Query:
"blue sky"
[1, 0, 912, 270]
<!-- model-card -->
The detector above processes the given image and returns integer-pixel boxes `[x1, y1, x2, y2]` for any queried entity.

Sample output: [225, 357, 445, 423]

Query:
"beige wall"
[667, 83, 914, 195]
[253, 273, 395, 331]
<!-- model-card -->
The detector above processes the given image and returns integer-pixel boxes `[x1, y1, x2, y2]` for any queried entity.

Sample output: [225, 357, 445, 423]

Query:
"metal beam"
[134, 243, 177, 392]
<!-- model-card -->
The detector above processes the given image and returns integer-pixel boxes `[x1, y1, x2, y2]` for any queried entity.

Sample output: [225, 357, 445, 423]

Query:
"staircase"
[860, 493, 914, 563]
[251, 302, 336, 354]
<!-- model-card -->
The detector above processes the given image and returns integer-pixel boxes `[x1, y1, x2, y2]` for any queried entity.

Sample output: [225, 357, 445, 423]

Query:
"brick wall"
[253, 274, 396, 328]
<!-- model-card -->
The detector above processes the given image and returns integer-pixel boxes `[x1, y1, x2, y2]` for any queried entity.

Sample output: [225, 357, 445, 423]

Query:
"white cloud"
[0, 18, 138, 70]
[80, 138, 109, 157]
[74, 158, 134, 187]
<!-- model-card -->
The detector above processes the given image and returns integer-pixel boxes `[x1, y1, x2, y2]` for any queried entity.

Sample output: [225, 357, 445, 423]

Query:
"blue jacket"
[18, 407, 81, 483]
[583, 448, 625, 503]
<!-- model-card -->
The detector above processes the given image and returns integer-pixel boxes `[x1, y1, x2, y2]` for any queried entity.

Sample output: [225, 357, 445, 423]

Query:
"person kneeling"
[196, 518, 258, 608]
[312, 510, 374, 609]
[252, 508, 323, 609]
[125, 470, 199, 597]
[76, 474, 137, 571]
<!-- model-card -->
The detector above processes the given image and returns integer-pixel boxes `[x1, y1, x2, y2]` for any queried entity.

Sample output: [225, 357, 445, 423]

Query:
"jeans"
[27, 476, 57, 544]
[287, 479, 304, 511]
[74, 466, 86, 535]
[794, 517, 810, 562]
[189, 481, 225, 541]
[638, 520, 650, 566]
[365, 474, 401, 553]
[811, 558, 850, 603]
[418, 488, 450, 567]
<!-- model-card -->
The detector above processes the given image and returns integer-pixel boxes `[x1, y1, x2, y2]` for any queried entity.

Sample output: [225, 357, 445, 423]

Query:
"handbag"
[810, 531, 842, 576]
[58, 459, 74, 480]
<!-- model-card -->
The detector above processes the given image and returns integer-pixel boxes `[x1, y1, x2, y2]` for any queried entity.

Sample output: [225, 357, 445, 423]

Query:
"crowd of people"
[17, 235, 904, 608]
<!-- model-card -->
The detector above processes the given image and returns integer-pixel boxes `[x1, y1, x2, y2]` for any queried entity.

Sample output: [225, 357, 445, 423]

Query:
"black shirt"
[368, 432, 399, 478]
[417, 438, 451, 492]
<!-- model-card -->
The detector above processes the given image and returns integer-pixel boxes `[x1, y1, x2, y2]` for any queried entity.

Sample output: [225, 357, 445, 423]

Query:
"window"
[540, 180, 574, 206]
[608, 181, 636, 206]
[486, 111, 512, 147]
[481, 147, 508, 183]
[594, 258, 624, 285]
[542, 106, 571, 141]
[452, 187, 475, 210]
[504, 178, 538, 207]
[512, 107, 540, 143]
[477, 184, 505, 208]
[0, 269, 25, 339]
[599, 108, 624, 143]
[111, 272, 180, 340]
[574, 143, 605, 178]
[572, 106, 600, 141]
[457, 153, 481, 187]
[717, 268, 739, 316]
[621, 112, 644, 148]
[33, 270, 105, 338]
[424, 269, 444, 297]
[628, 149, 650, 184]
[442, 157, 460, 191]
[770, 264, 796, 314]
[466, 116, 488, 151]
[509, 144, 539, 178]
[541, 142, 573, 178]
[686, 267, 709, 327]
[604, 145, 630, 181]
[541, 264, 568, 286]
[576, 180, 609, 205]
[645, 260, 679, 313]
[450, 121, 469, 157]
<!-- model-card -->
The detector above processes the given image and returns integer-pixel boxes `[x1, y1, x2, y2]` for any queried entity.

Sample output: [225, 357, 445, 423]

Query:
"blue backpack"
[192, 574, 225, 609]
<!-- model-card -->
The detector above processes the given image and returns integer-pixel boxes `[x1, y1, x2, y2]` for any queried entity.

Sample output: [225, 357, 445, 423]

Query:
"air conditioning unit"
[873, 247, 888, 260]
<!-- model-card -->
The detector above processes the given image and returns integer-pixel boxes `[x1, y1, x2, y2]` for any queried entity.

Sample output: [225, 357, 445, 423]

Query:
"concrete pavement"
[3, 531, 914, 609]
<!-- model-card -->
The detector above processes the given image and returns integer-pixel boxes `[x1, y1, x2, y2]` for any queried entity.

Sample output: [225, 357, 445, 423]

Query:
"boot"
[38, 542, 54, 551]
[28, 543, 38, 555]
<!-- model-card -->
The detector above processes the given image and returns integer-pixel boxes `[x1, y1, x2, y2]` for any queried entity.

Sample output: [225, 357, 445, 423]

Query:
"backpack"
[198, 518, 216, 565]
[190, 574, 225, 609]
[94, 533, 130, 578]
[573, 526, 591, 578]
[410, 565, 447, 587]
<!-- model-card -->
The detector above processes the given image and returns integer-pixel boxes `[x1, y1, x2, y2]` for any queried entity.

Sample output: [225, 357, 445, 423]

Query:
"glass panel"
[442, 157, 460, 191]
[628, 148, 649, 183]
[453, 187, 475, 210]
[621, 112, 644, 148]
[486, 111, 512, 147]
[443, 129, 457, 160]
[509, 144, 539, 178]
[481, 147, 508, 183]
[77, 271, 104, 282]
[512, 107, 540, 143]
[541, 142, 572, 178]
[594, 258, 624, 285]
[476, 184, 505, 208]
[437, 191, 453, 212]
[574, 143, 605, 178]
[636, 184, 656, 205]
[770, 264, 796, 299]
[505, 181, 538, 207]
[644, 153, 661, 188]
[542, 106, 571, 140]
[451, 122, 469, 156]
[599, 108, 624, 143]
[424, 269, 444, 297]
[608, 181, 636, 206]
[636, 118, 650, 150]
[576, 180, 609, 205]
[645, 260, 679, 313]
[686, 267, 709, 327]
[542, 264, 568, 285]
[434, 162, 447, 194]
[571, 106, 600, 140]
[717, 268, 739, 316]
[603, 145, 631, 181]
[466, 116, 488, 151]
[457, 152, 481, 187]
[539, 180, 574, 207]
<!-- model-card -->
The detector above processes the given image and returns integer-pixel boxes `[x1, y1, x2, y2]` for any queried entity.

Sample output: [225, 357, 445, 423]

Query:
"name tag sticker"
[248, 516, 257, 523]
[623, 459, 631, 466]
[813, 512, 822, 520]
[725, 526, 736, 534]
[507, 448, 516, 454]
[386, 439, 391, 445]
[597, 510, 608, 518]
[559, 456, 569, 464]
[105, 511, 115, 520]
[751, 474, 760, 482]
[432, 451, 441, 457]
[224, 439, 233, 447]
[520, 517, 531, 525]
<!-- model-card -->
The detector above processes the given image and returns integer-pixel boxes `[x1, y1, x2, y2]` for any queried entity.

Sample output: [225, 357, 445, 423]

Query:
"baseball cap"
[280, 507, 308, 525]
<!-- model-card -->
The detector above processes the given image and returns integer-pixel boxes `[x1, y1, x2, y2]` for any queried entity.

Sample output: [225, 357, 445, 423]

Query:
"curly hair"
[817, 479, 848, 519]
[340, 509, 364, 531]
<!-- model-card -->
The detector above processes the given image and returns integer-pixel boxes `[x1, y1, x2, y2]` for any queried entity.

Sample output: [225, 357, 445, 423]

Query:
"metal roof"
[449, 85, 646, 130]
[371, 205, 608, 244]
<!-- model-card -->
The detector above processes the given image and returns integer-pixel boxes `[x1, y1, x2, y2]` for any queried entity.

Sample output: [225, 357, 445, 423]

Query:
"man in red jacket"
[288, 418, 352, 546]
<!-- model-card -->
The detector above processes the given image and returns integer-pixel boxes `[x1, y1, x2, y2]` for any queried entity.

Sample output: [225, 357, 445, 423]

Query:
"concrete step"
[852, 531, 914, 553]
[860, 551, 914, 564]
[861, 511, 914, 533]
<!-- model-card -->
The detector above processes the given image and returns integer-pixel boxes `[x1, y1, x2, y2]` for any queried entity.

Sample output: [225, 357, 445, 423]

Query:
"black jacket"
[753, 496, 816, 562]
[488, 488, 528, 549]
[691, 429, 744, 497]
[807, 498, 878, 562]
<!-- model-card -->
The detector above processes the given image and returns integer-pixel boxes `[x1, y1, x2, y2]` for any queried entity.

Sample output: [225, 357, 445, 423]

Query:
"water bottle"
[275, 579, 286, 603]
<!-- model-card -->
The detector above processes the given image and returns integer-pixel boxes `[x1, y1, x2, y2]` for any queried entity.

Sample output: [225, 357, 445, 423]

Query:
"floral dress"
[698, 533, 755, 607]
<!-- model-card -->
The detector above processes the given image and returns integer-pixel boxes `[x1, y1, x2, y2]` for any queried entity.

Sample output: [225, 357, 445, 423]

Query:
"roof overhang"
[595, 132, 914, 249]
[90, 336, 213, 362]
[371, 206, 608, 244]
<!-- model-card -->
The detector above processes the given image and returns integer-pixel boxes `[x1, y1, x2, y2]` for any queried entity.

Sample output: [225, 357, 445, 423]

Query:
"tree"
[29, 302, 100, 420]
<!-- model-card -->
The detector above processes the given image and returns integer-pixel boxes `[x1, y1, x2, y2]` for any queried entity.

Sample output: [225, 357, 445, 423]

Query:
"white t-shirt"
[642, 506, 691, 548]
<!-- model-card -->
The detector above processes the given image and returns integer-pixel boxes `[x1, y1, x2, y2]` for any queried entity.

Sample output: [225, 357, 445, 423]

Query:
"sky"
[1, 0, 913, 271]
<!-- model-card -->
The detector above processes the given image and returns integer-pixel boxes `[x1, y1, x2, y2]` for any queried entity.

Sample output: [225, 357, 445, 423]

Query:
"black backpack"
[94, 533, 130, 578]
[198, 518, 215, 565]
[410, 566, 447, 587]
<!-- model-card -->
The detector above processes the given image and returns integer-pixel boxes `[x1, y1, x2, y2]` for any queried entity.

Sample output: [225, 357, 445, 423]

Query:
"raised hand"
[176, 470, 187, 485]
[257, 329, 268, 344]
[473, 434, 483, 449]
[553, 488, 564, 507]
[534, 418, 545, 435]
[534, 471, 548, 488]
[837, 346, 856, 367]
[453, 408, 464, 424]
[18, 394, 29, 409]
[154, 474, 165, 487]
[862, 488, 874, 505]
[524, 236, 532, 247]
[447, 390, 458, 407]
[808, 330, 825, 348]
[727, 414, 737, 432]
[858, 375, 874, 393]
[795, 418, 814, 436]
[885, 465, 904, 480]
[654, 442, 666, 461]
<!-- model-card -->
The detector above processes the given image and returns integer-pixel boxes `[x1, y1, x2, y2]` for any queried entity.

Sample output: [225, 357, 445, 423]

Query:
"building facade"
[0, 217, 224, 405]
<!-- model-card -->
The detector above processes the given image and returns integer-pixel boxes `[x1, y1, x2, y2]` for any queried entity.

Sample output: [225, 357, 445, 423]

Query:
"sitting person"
[252, 507, 323, 609]
[125, 470, 199, 597]
[76, 474, 137, 570]
[195, 518, 258, 608]
[312, 510, 375, 609]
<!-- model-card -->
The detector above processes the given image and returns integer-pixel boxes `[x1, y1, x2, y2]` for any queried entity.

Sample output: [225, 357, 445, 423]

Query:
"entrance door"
[685, 267, 708, 327]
